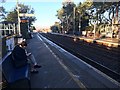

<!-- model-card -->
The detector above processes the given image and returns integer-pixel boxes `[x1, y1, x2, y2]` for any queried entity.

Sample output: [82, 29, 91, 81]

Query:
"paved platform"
[26, 33, 80, 88]
[79, 36, 120, 47]
[26, 33, 120, 89]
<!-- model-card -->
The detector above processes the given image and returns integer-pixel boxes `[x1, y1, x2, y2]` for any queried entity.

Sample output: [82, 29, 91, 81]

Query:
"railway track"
[40, 33, 120, 83]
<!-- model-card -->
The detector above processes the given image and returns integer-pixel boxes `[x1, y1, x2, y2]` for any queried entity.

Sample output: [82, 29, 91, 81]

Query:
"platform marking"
[37, 34, 87, 89]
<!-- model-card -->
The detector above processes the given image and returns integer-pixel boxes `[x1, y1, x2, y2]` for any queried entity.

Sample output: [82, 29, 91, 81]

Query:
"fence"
[0, 21, 17, 58]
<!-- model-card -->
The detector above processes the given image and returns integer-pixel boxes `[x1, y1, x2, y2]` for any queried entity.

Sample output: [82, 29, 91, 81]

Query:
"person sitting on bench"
[12, 40, 41, 73]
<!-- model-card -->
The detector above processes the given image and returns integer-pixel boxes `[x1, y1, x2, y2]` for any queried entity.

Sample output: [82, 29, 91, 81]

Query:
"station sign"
[19, 13, 35, 17]
[20, 19, 28, 23]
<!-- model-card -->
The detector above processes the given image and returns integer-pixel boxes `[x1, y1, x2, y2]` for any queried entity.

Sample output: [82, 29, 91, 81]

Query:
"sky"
[0, 0, 83, 29]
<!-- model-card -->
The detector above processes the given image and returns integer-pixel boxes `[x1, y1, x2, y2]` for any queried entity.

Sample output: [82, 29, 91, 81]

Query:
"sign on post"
[19, 13, 35, 17]
[20, 19, 28, 23]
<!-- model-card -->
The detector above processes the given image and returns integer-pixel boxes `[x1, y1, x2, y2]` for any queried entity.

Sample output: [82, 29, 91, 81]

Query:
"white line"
[37, 34, 43, 41]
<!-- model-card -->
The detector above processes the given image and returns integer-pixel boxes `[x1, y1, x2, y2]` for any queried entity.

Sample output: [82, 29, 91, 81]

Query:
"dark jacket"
[12, 45, 27, 68]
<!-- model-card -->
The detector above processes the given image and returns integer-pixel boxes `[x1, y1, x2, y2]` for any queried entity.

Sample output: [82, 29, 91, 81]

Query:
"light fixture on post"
[16, 0, 21, 36]
[73, 7, 76, 35]
[77, 10, 81, 36]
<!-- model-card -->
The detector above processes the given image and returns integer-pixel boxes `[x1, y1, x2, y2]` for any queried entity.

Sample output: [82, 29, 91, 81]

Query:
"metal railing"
[0, 22, 16, 58]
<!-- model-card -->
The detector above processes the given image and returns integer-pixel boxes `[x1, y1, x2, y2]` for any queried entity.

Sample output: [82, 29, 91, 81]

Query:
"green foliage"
[0, 6, 6, 14]
[30, 26, 36, 31]
[5, 3, 36, 25]
[77, 0, 93, 15]
[18, 4, 30, 13]
[6, 10, 18, 22]
[56, 1, 76, 33]
[0, 6, 7, 20]
[56, 1, 75, 22]
[62, 1, 76, 16]
[51, 22, 61, 33]
[56, 0, 119, 35]
[56, 8, 64, 21]
[90, 2, 118, 24]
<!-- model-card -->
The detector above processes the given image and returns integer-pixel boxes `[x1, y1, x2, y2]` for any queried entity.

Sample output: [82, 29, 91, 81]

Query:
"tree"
[50, 22, 61, 33]
[56, 8, 64, 21]
[88, 1, 119, 37]
[6, 10, 18, 22]
[0, 6, 7, 21]
[62, 1, 76, 33]
[5, 3, 36, 26]
[62, 1, 75, 16]
[56, 1, 76, 34]
[90, 2, 116, 24]
[76, 0, 92, 32]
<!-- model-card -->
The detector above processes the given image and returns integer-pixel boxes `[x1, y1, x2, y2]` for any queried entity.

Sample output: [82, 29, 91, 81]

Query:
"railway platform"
[26, 33, 120, 89]
[79, 36, 120, 47]
[48, 33, 120, 47]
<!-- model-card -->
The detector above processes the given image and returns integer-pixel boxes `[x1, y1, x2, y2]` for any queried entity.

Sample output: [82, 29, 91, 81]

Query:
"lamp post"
[79, 16, 81, 34]
[73, 7, 76, 35]
[66, 15, 69, 32]
[61, 18, 64, 34]
[77, 11, 81, 36]
[93, 20, 97, 40]
[16, 0, 21, 36]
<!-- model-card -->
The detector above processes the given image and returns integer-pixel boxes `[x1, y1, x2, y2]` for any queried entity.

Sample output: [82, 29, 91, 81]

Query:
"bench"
[2, 53, 31, 89]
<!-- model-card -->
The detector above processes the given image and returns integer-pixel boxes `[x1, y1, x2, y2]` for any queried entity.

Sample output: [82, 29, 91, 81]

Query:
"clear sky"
[0, 0, 83, 29]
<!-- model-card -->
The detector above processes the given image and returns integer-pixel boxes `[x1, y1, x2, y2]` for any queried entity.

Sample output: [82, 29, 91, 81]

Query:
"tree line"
[51, 0, 120, 38]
